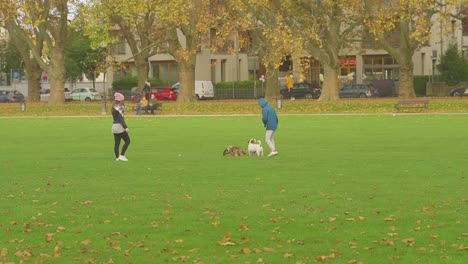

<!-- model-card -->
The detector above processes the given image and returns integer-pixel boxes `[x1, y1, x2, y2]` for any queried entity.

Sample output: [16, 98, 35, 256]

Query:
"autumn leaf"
[45, 233, 55, 242]
[218, 231, 237, 246]
[241, 248, 251, 254]
[81, 239, 92, 245]
[262, 247, 275, 252]
[348, 260, 363, 264]
[162, 210, 171, 215]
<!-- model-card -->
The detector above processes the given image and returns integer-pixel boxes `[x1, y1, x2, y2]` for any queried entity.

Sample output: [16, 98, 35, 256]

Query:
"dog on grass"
[247, 138, 264, 156]
[223, 146, 246, 156]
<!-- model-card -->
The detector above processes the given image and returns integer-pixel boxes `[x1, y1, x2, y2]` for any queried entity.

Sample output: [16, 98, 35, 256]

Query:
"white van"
[195, 81, 214, 99]
[172, 81, 215, 100]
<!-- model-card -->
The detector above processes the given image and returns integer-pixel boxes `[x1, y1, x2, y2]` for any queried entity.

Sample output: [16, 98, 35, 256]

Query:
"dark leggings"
[114, 132, 131, 158]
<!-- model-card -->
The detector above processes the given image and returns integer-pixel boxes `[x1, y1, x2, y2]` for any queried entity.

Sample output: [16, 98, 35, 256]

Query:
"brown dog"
[223, 146, 246, 156]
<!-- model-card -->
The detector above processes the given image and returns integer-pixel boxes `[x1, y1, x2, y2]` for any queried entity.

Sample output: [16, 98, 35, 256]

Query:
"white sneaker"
[267, 151, 278, 157]
[118, 155, 128, 161]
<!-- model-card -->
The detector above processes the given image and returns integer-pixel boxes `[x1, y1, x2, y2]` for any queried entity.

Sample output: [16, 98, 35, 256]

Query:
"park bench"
[394, 99, 429, 112]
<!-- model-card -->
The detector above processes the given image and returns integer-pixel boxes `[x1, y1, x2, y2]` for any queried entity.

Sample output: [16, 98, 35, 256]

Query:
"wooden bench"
[394, 99, 429, 112]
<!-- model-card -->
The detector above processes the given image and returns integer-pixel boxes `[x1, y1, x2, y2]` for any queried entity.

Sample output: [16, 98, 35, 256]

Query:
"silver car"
[70, 87, 102, 102]
[0, 90, 25, 102]
[40, 88, 72, 102]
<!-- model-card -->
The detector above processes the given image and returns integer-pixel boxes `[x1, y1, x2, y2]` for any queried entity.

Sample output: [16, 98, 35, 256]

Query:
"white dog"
[247, 138, 264, 156]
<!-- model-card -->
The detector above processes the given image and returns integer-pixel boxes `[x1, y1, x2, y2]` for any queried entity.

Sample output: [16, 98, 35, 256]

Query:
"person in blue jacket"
[258, 97, 278, 157]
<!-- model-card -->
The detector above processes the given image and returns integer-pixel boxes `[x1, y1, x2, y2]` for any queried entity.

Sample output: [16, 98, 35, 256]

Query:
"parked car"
[339, 83, 379, 98]
[171, 80, 214, 99]
[149, 86, 178, 101]
[40, 88, 72, 102]
[449, 86, 468, 96]
[280, 82, 322, 99]
[70, 87, 102, 102]
[0, 90, 25, 102]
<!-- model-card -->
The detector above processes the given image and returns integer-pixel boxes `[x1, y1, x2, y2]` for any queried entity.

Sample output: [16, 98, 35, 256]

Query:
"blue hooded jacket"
[258, 98, 278, 130]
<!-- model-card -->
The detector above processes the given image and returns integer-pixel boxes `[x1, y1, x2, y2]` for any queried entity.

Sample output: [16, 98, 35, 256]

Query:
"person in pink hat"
[112, 92, 131, 161]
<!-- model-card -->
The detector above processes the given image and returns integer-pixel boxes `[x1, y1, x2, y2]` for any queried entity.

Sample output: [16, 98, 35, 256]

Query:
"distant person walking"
[286, 73, 295, 100]
[112, 92, 131, 161]
[258, 97, 279, 157]
[144, 80, 151, 100]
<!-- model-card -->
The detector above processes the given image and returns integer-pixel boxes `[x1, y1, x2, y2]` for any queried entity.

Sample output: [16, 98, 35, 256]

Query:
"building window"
[463, 16, 468, 36]
[221, 59, 226, 82]
[421, 53, 425, 75]
[211, 59, 217, 83]
[299, 56, 321, 84]
[363, 55, 399, 81]
[112, 37, 126, 54]
[339, 56, 356, 82]
[238, 59, 241, 81]
[451, 20, 456, 38]
[152, 61, 178, 85]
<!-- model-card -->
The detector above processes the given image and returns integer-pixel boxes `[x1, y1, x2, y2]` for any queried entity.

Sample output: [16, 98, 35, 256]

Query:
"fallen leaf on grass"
[45, 233, 54, 242]
[81, 239, 92, 245]
[401, 238, 416, 246]
[162, 210, 171, 216]
[218, 231, 237, 246]
[348, 260, 363, 264]
[241, 248, 251, 254]
[263, 247, 275, 252]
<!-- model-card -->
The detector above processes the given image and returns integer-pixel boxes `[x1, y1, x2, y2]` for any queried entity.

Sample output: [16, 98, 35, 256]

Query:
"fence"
[214, 85, 266, 99]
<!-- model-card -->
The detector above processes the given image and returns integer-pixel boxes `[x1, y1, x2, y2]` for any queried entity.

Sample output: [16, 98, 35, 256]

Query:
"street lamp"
[101, 72, 107, 115]
[431, 50, 437, 83]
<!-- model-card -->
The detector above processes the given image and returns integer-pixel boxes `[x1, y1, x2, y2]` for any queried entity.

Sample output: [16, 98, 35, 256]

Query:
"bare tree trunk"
[7, 27, 42, 102]
[177, 55, 197, 102]
[47, 51, 66, 105]
[318, 65, 340, 101]
[23, 59, 42, 102]
[264, 65, 279, 101]
[398, 60, 416, 98]
[135, 56, 149, 92]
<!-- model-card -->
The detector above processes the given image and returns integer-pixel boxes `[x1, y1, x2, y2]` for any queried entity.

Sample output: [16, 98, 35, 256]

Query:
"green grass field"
[0, 114, 466, 264]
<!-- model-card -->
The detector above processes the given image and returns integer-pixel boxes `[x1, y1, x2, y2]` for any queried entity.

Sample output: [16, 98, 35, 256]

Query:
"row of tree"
[0, 0, 467, 104]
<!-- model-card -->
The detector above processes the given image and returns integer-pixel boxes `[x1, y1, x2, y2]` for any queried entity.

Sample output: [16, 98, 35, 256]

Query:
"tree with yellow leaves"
[1, 0, 73, 105]
[82, 0, 163, 94]
[363, 0, 468, 98]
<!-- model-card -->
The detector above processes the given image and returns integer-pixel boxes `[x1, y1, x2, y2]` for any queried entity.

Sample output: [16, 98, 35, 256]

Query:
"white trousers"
[265, 130, 276, 152]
